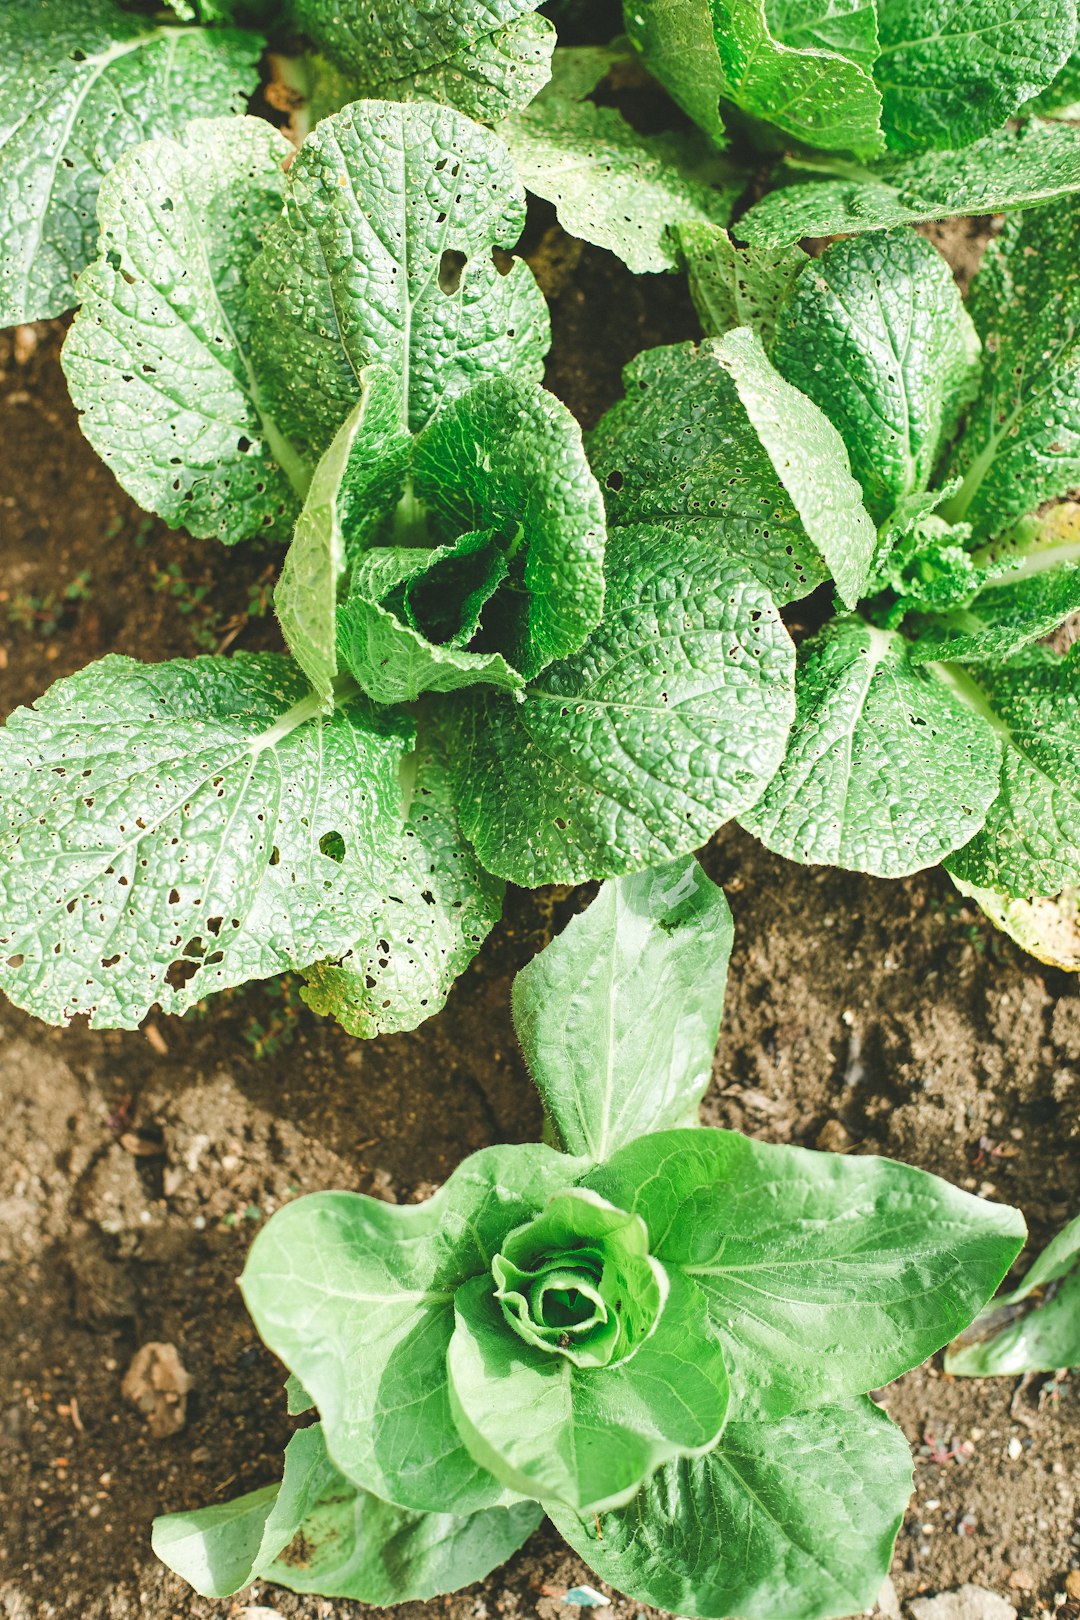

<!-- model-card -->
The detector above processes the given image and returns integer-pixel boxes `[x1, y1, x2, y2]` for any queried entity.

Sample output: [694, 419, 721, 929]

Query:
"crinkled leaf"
[544, 42, 636, 101]
[944, 197, 1080, 544]
[153, 1422, 542, 1602]
[585, 1127, 1025, 1419]
[249, 98, 549, 457]
[239, 1143, 579, 1514]
[623, 0, 729, 149]
[550, 1400, 913, 1620]
[947, 1213, 1080, 1376]
[742, 618, 1003, 877]
[284, 0, 542, 81]
[0, 653, 414, 1028]
[941, 649, 1080, 898]
[873, 0, 1075, 152]
[739, 121, 1080, 246]
[63, 117, 307, 545]
[501, 98, 739, 274]
[678, 221, 808, 347]
[448, 1269, 728, 1514]
[908, 564, 1080, 664]
[767, 0, 880, 75]
[711, 0, 884, 156]
[1026, 38, 1080, 112]
[712, 326, 878, 608]
[276, 367, 409, 703]
[512, 857, 733, 1158]
[770, 229, 979, 527]
[300, 727, 505, 1037]
[588, 342, 828, 606]
[0, 0, 262, 326]
[446, 526, 796, 885]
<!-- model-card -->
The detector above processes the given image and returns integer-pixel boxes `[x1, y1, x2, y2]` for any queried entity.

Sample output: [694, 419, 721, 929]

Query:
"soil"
[2, 215, 1079, 1620]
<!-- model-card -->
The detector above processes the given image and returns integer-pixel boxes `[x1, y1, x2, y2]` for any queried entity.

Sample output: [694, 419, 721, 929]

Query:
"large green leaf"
[944, 197, 1080, 543]
[623, 0, 730, 149]
[711, 327, 879, 608]
[873, 0, 1075, 152]
[770, 229, 979, 527]
[249, 98, 549, 457]
[153, 1422, 542, 1602]
[585, 1128, 1025, 1419]
[0, 653, 413, 1028]
[588, 342, 828, 606]
[711, 0, 884, 157]
[942, 650, 1080, 898]
[239, 1143, 579, 1514]
[300, 727, 505, 1037]
[767, 0, 880, 74]
[0, 0, 262, 327]
[947, 1213, 1080, 1376]
[739, 121, 1080, 246]
[62, 117, 307, 546]
[908, 565, 1080, 664]
[678, 222, 808, 348]
[285, 0, 541, 81]
[446, 526, 796, 885]
[512, 857, 733, 1158]
[500, 97, 739, 274]
[447, 1268, 729, 1514]
[741, 618, 1002, 877]
[550, 1400, 913, 1620]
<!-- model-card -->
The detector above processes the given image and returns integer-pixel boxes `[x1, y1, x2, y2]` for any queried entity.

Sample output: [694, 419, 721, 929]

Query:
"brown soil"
[2, 229, 1079, 1620]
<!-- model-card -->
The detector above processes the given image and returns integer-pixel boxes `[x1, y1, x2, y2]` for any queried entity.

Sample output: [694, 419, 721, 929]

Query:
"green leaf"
[544, 42, 636, 101]
[500, 98, 740, 274]
[711, 0, 885, 156]
[944, 197, 1080, 544]
[677, 221, 808, 347]
[62, 116, 307, 546]
[0, 652, 414, 1028]
[512, 857, 733, 1158]
[770, 229, 979, 527]
[239, 1143, 580, 1514]
[767, 0, 880, 75]
[947, 1213, 1080, 1376]
[550, 1399, 913, 1620]
[153, 1422, 543, 1602]
[711, 326, 879, 608]
[300, 726, 505, 1037]
[248, 98, 549, 457]
[447, 1267, 728, 1514]
[742, 617, 1003, 877]
[275, 367, 410, 704]
[285, 0, 542, 82]
[588, 342, 828, 606]
[1026, 35, 1080, 113]
[623, 0, 730, 149]
[738, 121, 1080, 247]
[908, 565, 1080, 664]
[0, 0, 262, 326]
[941, 650, 1080, 898]
[585, 1127, 1025, 1419]
[874, 0, 1075, 152]
[951, 871, 1080, 968]
[446, 526, 796, 885]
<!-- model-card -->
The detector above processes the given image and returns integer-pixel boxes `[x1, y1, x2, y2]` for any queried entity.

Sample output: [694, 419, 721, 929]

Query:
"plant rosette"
[153, 855, 1025, 1619]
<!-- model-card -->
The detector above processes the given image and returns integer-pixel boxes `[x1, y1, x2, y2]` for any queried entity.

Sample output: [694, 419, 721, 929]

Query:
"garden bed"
[1, 230, 1078, 1620]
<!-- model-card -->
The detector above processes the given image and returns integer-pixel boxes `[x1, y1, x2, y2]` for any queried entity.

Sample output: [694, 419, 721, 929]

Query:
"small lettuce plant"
[152, 854, 1024, 1619]
[0, 0, 561, 328]
[0, 99, 796, 1038]
[947, 1210, 1080, 1378]
[586, 198, 1080, 943]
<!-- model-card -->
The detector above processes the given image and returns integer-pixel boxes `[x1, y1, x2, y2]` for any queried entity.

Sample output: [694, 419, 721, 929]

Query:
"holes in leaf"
[605, 469, 624, 492]
[439, 249, 466, 295]
[319, 830, 345, 863]
[165, 958, 200, 992]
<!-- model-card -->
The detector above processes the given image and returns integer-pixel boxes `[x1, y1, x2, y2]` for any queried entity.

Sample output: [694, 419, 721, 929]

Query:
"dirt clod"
[121, 1343, 192, 1439]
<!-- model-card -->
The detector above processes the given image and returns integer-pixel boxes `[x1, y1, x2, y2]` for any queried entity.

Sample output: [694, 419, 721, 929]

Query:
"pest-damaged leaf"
[550, 1400, 913, 1620]
[947, 1212, 1080, 1376]
[512, 857, 733, 1158]
[284, 0, 544, 85]
[0, 652, 414, 1027]
[623, 0, 730, 149]
[153, 1421, 542, 1601]
[952, 872, 1080, 968]
[677, 222, 808, 348]
[0, 0, 262, 327]
[445, 527, 796, 885]
[741, 618, 1003, 877]
[62, 117, 307, 545]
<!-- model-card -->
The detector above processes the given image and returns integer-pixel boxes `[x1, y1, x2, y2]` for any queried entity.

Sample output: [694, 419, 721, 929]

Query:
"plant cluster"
[151, 858, 1024, 1616]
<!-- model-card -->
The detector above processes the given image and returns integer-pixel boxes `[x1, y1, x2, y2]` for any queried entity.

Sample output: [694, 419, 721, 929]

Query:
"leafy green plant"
[0, 97, 797, 1039]
[0, 0, 557, 327]
[151, 854, 1024, 1618]
[586, 198, 1080, 928]
[946, 1211, 1080, 1376]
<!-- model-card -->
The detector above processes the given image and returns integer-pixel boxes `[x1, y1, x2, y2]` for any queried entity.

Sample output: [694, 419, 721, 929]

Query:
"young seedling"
[947, 1211, 1080, 1377]
[152, 854, 1024, 1618]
